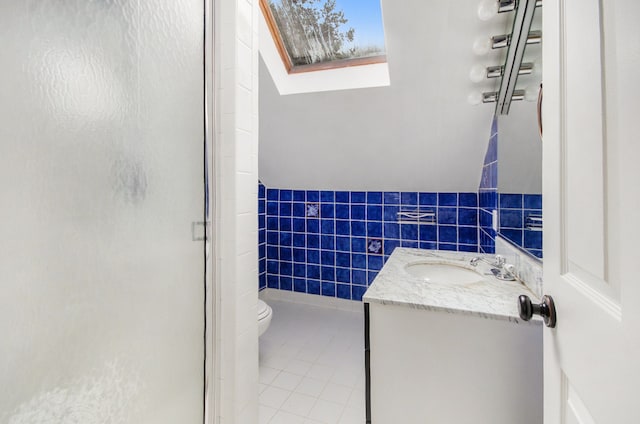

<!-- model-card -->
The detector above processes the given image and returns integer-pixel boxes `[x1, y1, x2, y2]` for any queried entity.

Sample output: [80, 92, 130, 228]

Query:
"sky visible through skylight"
[268, 0, 386, 67]
[335, 0, 385, 49]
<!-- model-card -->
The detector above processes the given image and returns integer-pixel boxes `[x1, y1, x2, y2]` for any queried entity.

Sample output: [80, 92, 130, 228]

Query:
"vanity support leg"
[364, 302, 372, 424]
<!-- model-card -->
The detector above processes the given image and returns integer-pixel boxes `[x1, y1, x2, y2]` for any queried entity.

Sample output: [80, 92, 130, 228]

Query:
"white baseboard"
[259, 288, 363, 312]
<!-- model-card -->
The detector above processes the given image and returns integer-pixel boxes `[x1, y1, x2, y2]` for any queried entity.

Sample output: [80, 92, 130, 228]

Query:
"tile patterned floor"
[259, 298, 365, 424]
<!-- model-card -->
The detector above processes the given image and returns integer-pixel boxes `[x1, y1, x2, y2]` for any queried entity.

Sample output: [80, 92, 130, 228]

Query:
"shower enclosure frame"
[205, 0, 218, 422]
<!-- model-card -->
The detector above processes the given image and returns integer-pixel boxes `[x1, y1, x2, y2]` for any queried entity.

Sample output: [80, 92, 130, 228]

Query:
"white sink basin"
[404, 262, 484, 285]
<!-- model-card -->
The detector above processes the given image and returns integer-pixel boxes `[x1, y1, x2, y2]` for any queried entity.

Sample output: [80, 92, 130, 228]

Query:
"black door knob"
[518, 294, 557, 328]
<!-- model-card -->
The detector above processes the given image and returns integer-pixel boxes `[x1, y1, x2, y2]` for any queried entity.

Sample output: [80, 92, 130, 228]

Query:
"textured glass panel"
[0, 1, 205, 422]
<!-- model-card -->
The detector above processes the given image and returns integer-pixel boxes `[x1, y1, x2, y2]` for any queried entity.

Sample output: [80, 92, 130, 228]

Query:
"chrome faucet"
[470, 255, 516, 281]
[469, 255, 502, 267]
[492, 255, 516, 281]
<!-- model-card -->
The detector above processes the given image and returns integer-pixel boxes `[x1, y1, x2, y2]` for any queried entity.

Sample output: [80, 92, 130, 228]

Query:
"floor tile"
[259, 298, 364, 424]
[346, 389, 365, 410]
[263, 355, 293, 371]
[295, 376, 327, 398]
[337, 406, 365, 424]
[295, 347, 323, 363]
[269, 410, 306, 424]
[283, 359, 314, 376]
[307, 399, 345, 424]
[306, 363, 335, 382]
[259, 405, 278, 424]
[260, 386, 292, 409]
[329, 369, 361, 388]
[319, 382, 352, 405]
[260, 366, 281, 385]
[280, 392, 317, 417]
[271, 371, 303, 391]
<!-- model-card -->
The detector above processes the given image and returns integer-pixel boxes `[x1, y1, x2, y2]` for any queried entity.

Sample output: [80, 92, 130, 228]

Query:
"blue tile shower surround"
[259, 186, 479, 301]
[479, 116, 498, 254]
[499, 193, 543, 259]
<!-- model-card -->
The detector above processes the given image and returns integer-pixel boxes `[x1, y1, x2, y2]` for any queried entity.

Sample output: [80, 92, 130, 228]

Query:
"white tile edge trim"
[259, 288, 363, 312]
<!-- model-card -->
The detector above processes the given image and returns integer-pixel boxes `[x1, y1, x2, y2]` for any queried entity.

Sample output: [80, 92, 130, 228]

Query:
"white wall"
[258, 0, 511, 192]
[258, 0, 544, 193]
[214, 0, 260, 422]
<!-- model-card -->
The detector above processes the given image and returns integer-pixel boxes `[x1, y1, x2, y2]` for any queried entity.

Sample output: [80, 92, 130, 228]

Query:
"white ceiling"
[259, 0, 542, 192]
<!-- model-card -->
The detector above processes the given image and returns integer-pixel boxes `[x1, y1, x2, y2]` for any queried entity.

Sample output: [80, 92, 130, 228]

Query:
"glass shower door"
[0, 1, 206, 422]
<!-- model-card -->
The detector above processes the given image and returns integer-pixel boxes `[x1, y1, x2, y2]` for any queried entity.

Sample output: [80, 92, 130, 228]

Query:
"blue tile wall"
[479, 116, 498, 254]
[259, 185, 479, 301]
[499, 193, 543, 259]
[259, 182, 267, 290]
[259, 117, 543, 300]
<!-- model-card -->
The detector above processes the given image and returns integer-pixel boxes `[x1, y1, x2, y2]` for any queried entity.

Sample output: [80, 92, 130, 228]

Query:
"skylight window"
[260, 0, 386, 73]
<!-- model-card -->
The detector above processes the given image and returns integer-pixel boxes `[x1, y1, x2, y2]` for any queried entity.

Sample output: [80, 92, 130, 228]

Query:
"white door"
[0, 1, 206, 422]
[542, 0, 640, 422]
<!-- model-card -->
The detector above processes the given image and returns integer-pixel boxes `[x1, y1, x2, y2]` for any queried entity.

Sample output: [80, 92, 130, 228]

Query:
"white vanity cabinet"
[363, 248, 542, 424]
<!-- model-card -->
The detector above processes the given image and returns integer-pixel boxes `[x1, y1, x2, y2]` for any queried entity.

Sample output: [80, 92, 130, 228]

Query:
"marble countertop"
[363, 248, 542, 325]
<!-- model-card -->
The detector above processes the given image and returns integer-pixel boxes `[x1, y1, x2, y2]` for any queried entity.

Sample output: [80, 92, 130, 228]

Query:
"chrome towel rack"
[396, 208, 436, 225]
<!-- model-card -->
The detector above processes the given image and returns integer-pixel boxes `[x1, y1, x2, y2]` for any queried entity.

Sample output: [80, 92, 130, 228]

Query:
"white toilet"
[257, 299, 273, 337]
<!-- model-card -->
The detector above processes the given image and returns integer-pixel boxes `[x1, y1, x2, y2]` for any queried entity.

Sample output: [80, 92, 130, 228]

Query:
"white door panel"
[564, 381, 597, 424]
[563, 0, 607, 286]
[543, 0, 640, 422]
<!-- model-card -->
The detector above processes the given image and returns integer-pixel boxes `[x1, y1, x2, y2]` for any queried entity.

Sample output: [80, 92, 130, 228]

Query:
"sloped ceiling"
[259, 0, 541, 192]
